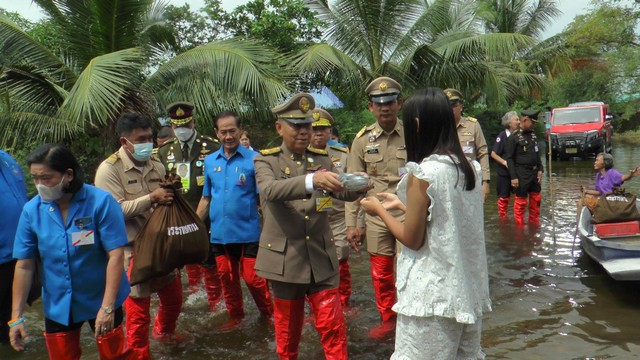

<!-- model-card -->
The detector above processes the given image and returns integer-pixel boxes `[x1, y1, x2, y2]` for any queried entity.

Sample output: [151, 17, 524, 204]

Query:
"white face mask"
[174, 127, 194, 142]
[37, 175, 66, 202]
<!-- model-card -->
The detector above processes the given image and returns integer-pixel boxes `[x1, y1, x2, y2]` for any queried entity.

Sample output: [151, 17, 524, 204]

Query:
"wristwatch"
[101, 306, 114, 314]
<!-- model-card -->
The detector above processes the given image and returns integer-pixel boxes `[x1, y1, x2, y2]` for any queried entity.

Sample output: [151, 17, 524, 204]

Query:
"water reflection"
[2, 144, 640, 359]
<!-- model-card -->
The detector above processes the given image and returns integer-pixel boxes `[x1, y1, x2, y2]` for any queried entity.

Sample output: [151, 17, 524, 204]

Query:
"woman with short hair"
[9, 143, 132, 359]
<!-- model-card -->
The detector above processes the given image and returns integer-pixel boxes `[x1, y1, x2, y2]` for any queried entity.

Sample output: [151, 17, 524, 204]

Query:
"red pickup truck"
[547, 101, 613, 160]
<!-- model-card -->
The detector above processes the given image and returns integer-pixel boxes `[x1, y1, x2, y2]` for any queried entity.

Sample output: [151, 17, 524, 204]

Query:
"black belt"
[516, 164, 538, 170]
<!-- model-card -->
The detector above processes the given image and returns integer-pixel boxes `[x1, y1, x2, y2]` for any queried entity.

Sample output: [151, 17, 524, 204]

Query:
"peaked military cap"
[365, 77, 402, 103]
[521, 109, 540, 121]
[166, 101, 195, 126]
[311, 108, 334, 127]
[444, 88, 463, 103]
[272, 93, 316, 124]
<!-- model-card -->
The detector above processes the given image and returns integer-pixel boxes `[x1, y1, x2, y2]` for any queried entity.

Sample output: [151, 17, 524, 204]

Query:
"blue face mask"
[125, 139, 153, 162]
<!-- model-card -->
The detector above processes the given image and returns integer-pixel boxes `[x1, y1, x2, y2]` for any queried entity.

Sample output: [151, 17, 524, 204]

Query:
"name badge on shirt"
[316, 196, 333, 212]
[72, 230, 95, 246]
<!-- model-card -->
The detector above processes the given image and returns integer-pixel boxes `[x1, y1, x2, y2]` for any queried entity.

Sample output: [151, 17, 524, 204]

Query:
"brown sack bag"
[591, 187, 640, 224]
[130, 179, 209, 286]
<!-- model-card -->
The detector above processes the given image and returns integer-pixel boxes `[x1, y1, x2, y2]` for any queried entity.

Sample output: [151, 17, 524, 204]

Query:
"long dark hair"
[403, 87, 476, 191]
[27, 143, 84, 194]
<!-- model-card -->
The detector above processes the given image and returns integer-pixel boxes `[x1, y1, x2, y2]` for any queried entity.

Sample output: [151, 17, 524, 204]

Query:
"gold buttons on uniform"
[305, 236, 310, 240]
[331, 238, 334, 242]
[267, 244, 272, 248]
[304, 216, 309, 221]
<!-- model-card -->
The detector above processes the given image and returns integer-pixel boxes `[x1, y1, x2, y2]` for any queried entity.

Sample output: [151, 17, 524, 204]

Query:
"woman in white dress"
[360, 87, 491, 359]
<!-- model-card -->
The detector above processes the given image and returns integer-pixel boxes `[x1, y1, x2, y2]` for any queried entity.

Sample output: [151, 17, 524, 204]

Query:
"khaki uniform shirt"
[254, 144, 362, 284]
[156, 132, 219, 209]
[457, 116, 490, 182]
[345, 120, 406, 256]
[325, 144, 350, 261]
[94, 147, 174, 297]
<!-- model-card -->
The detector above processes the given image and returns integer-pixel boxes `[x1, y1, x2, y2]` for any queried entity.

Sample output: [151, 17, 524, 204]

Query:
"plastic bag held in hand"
[338, 173, 370, 191]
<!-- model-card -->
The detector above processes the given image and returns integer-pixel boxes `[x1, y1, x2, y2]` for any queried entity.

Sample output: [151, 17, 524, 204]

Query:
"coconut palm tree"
[0, 0, 289, 149]
[477, 0, 571, 81]
[291, 0, 553, 105]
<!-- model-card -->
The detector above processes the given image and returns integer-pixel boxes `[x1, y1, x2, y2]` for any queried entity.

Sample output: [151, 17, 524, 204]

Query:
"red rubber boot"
[368, 255, 397, 339]
[44, 328, 82, 360]
[216, 255, 245, 331]
[152, 275, 184, 343]
[307, 288, 348, 360]
[96, 326, 135, 360]
[241, 257, 273, 316]
[514, 196, 528, 226]
[124, 296, 151, 360]
[497, 197, 510, 218]
[273, 297, 305, 360]
[338, 260, 352, 308]
[202, 264, 223, 312]
[185, 264, 203, 293]
[528, 192, 541, 224]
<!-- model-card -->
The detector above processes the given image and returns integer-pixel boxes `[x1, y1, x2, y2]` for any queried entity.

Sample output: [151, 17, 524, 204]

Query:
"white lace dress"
[393, 154, 492, 323]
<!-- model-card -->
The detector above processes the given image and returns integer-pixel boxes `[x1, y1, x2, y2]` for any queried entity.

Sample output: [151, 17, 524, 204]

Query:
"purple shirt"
[595, 168, 624, 194]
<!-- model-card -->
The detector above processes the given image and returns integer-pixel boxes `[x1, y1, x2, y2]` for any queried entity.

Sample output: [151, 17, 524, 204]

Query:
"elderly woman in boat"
[581, 153, 640, 211]
[583, 153, 640, 195]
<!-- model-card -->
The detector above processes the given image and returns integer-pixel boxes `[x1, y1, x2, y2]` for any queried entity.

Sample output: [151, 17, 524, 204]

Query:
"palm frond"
[59, 48, 144, 128]
[144, 38, 291, 124]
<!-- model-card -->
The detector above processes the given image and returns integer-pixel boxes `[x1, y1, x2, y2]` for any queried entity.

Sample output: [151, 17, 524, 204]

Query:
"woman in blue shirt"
[9, 144, 132, 359]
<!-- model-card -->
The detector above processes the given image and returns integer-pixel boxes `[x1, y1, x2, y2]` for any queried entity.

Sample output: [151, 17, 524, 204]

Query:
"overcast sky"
[0, 0, 597, 38]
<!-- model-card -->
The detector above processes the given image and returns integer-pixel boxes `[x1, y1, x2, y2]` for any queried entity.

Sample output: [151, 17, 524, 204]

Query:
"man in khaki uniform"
[345, 76, 406, 339]
[309, 108, 362, 309]
[445, 88, 491, 201]
[254, 93, 367, 359]
[95, 113, 182, 358]
[156, 102, 223, 311]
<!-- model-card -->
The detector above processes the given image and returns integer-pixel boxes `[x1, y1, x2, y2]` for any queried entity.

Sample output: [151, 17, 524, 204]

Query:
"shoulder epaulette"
[150, 154, 162, 162]
[200, 134, 220, 144]
[260, 147, 282, 156]
[152, 148, 158, 155]
[355, 126, 368, 139]
[105, 152, 120, 164]
[159, 138, 177, 148]
[466, 116, 477, 123]
[307, 147, 328, 156]
[330, 145, 348, 153]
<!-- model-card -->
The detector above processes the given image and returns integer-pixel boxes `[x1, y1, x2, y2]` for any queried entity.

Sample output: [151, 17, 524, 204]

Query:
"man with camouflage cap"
[156, 102, 223, 311]
[254, 93, 367, 359]
[346, 76, 406, 339]
[444, 88, 491, 202]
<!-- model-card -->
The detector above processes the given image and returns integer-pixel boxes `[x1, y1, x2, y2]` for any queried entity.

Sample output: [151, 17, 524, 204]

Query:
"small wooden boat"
[577, 200, 640, 281]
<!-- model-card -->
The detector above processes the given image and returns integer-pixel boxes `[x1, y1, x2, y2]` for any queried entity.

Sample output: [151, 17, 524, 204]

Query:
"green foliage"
[225, 0, 322, 53]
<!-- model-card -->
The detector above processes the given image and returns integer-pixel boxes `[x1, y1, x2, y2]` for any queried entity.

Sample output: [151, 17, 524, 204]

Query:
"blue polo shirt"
[202, 145, 260, 244]
[0, 150, 28, 265]
[13, 184, 130, 325]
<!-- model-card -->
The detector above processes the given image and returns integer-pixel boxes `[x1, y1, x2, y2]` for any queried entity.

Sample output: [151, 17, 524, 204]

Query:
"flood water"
[2, 142, 640, 359]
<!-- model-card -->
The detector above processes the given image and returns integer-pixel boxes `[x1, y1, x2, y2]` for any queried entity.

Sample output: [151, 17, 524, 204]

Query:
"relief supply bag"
[591, 187, 640, 224]
[129, 177, 209, 285]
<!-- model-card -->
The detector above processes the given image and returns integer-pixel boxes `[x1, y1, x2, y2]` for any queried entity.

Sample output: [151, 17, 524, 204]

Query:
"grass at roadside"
[613, 130, 640, 145]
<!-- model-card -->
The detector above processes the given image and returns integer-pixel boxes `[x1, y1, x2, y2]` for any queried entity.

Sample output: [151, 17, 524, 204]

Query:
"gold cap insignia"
[445, 90, 452, 97]
[299, 97, 310, 113]
[379, 82, 388, 91]
[176, 107, 185, 117]
[313, 112, 320, 121]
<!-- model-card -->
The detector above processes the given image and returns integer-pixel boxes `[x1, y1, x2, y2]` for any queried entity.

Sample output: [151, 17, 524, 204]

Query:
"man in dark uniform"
[505, 109, 544, 225]
[254, 93, 367, 359]
[156, 102, 223, 310]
